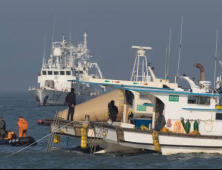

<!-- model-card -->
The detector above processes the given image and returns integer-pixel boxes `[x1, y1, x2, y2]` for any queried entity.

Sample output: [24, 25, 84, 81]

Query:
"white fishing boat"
[29, 33, 105, 106]
[48, 46, 178, 152]
[50, 46, 222, 156]
[90, 63, 222, 155]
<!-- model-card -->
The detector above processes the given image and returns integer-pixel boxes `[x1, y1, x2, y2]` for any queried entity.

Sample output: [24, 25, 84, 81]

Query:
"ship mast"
[42, 34, 47, 68]
[131, 46, 152, 82]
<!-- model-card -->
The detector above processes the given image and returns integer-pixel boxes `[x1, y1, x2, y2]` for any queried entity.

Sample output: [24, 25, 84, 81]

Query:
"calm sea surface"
[0, 92, 222, 169]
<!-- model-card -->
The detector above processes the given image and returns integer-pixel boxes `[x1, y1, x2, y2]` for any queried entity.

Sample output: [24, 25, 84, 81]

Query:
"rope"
[4, 121, 74, 158]
[203, 112, 214, 133]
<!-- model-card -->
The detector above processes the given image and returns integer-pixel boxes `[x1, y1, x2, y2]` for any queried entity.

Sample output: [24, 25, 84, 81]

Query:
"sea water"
[0, 92, 222, 169]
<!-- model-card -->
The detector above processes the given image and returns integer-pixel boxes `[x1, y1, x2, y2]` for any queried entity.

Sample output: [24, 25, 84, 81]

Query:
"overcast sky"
[0, 0, 222, 92]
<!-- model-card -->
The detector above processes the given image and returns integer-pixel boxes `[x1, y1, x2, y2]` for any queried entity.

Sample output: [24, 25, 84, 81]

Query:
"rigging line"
[177, 17, 184, 78]
[5, 120, 74, 158]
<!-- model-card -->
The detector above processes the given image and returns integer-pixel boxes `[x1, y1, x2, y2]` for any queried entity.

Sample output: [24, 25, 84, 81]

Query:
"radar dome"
[53, 48, 62, 57]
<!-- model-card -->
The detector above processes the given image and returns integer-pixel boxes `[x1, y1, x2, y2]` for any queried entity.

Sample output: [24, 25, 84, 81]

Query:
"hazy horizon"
[1, 0, 222, 92]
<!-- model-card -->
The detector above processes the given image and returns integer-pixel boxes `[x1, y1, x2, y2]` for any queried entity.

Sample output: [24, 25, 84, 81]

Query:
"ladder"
[90, 123, 103, 156]
[46, 111, 61, 153]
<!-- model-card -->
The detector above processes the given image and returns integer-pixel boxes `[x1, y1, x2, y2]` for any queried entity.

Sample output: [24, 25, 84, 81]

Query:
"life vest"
[18, 118, 28, 131]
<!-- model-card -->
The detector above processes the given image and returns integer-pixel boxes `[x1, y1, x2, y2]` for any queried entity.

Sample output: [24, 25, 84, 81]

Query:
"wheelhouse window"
[42, 71, 47, 75]
[216, 113, 222, 120]
[66, 71, 71, 75]
[188, 96, 211, 105]
[60, 71, 65, 75]
[48, 71, 53, 75]
[54, 71, 59, 75]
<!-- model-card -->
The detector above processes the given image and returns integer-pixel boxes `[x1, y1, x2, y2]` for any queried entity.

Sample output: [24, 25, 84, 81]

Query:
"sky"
[0, 0, 222, 92]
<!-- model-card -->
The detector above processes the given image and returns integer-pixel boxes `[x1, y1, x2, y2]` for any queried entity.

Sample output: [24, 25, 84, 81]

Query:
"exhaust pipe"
[194, 63, 205, 81]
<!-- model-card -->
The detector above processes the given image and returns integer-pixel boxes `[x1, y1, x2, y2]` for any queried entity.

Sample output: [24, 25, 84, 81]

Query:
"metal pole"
[214, 29, 219, 88]
[177, 17, 184, 79]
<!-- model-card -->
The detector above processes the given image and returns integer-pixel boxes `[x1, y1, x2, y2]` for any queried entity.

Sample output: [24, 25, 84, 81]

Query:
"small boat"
[0, 137, 37, 147]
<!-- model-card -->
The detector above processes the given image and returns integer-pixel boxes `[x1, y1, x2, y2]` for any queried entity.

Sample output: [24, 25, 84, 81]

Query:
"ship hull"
[29, 89, 93, 106]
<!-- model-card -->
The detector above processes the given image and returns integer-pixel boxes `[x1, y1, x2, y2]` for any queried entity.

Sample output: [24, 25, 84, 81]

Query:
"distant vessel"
[29, 33, 105, 106]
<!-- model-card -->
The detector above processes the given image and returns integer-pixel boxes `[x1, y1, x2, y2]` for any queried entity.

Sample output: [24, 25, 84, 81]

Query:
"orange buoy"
[38, 119, 44, 125]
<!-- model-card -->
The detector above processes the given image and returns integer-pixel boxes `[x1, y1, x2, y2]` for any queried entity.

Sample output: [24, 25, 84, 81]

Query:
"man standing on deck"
[0, 117, 7, 138]
[17, 116, 28, 138]
[108, 100, 119, 122]
[65, 88, 76, 121]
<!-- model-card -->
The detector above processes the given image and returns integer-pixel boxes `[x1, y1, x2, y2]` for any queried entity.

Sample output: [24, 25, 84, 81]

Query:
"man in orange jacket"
[4, 130, 17, 140]
[17, 116, 28, 138]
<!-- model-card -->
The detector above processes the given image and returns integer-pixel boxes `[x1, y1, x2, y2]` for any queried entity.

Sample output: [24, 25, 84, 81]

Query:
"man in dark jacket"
[108, 100, 119, 122]
[0, 117, 7, 138]
[65, 88, 76, 121]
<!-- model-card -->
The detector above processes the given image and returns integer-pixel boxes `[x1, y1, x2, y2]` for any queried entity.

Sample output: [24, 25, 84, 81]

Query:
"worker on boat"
[154, 108, 166, 131]
[155, 99, 166, 131]
[65, 88, 76, 121]
[0, 117, 7, 138]
[4, 129, 17, 140]
[108, 100, 119, 122]
[17, 116, 28, 138]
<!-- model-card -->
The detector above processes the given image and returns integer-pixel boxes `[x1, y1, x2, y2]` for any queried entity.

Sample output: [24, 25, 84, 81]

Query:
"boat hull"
[0, 137, 37, 146]
[29, 89, 93, 106]
[94, 123, 222, 155]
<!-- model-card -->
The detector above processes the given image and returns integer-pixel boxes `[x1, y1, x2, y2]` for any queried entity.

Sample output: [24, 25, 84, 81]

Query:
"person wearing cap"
[65, 88, 76, 121]
[17, 116, 28, 138]
[0, 117, 7, 138]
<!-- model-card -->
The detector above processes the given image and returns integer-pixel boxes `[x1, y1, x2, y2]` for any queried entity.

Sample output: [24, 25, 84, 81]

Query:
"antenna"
[132, 46, 152, 50]
[165, 46, 168, 78]
[50, 15, 56, 57]
[69, 19, 72, 44]
[176, 17, 184, 80]
[42, 33, 47, 67]
[84, 32, 88, 46]
[214, 28, 219, 88]
[167, 28, 172, 77]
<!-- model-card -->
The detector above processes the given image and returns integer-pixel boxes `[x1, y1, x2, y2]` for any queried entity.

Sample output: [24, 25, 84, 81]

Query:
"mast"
[69, 19, 72, 44]
[131, 46, 152, 82]
[42, 34, 47, 68]
[51, 15, 56, 57]
[49, 15, 56, 68]
[83, 32, 88, 49]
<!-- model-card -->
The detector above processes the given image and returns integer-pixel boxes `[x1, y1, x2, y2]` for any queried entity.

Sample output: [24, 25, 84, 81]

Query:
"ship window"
[42, 71, 47, 75]
[216, 113, 222, 120]
[54, 71, 59, 75]
[188, 96, 211, 105]
[48, 71, 53, 75]
[60, 71, 65, 75]
[66, 71, 71, 75]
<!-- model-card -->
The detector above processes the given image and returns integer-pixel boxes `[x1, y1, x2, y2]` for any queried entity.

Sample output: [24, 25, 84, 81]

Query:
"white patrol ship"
[29, 33, 105, 106]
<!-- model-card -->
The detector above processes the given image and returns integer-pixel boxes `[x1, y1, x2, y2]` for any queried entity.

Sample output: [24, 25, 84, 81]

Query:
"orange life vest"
[4, 132, 15, 140]
[18, 118, 28, 131]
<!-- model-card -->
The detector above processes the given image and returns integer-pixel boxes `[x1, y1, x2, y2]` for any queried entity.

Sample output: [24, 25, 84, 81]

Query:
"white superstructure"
[29, 33, 105, 106]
